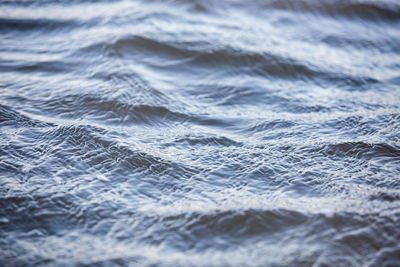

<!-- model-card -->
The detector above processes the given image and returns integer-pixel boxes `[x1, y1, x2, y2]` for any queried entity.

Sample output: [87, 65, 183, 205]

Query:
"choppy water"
[1, 0, 400, 266]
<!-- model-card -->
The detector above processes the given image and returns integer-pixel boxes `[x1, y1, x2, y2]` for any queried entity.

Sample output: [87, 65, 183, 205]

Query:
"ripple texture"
[1, 0, 400, 266]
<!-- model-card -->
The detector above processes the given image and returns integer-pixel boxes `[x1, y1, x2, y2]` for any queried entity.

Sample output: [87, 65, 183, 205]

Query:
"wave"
[13, 93, 187, 126]
[172, 135, 241, 147]
[0, 104, 53, 128]
[263, 0, 400, 22]
[0, 17, 78, 32]
[1, 0, 399, 265]
[318, 141, 400, 159]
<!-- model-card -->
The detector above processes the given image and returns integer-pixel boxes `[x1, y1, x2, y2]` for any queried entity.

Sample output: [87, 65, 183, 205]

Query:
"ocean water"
[1, 0, 400, 266]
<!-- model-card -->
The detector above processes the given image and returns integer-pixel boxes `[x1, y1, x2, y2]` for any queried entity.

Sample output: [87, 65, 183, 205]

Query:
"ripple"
[1, 0, 400, 265]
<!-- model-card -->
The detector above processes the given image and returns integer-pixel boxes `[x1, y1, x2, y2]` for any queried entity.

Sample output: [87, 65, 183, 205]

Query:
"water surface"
[1, 0, 400, 266]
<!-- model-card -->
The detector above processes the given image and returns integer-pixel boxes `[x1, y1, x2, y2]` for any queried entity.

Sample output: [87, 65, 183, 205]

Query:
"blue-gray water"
[1, 0, 400, 266]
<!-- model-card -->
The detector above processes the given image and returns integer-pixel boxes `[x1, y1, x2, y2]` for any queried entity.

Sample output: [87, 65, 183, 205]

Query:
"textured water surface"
[1, 0, 400, 266]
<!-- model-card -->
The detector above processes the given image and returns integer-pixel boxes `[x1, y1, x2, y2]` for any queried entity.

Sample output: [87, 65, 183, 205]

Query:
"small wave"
[369, 191, 400, 202]
[369, 246, 400, 266]
[79, 35, 196, 60]
[156, 0, 226, 14]
[0, 104, 52, 128]
[24, 94, 188, 126]
[264, 0, 400, 22]
[322, 35, 400, 54]
[162, 209, 308, 242]
[74, 34, 383, 92]
[0, 0, 119, 7]
[79, 35, 328, 81]
[186, 48, 331, 82]
[315, 141, 400, 160]
[0, 60, 73, 74]
[323, 114, 400, 138]
[173, 135, 241, 147]
[186, 84, 269, 106]
[245, 119, 297, 134]
[0, 17, 77, 32]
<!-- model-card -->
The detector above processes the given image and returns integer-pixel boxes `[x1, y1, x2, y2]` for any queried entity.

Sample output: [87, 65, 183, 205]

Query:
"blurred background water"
[1, 0, 400, 266]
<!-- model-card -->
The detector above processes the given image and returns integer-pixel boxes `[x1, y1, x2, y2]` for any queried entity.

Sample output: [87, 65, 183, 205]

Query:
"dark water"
[1, 0, 400, 266]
